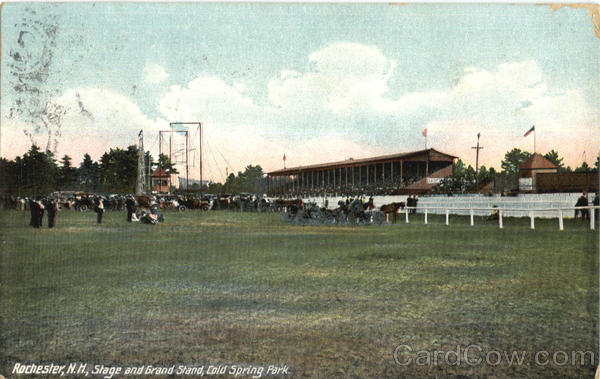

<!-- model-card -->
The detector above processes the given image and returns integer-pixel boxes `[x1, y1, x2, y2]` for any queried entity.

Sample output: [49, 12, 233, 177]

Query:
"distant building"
[151, 168, 171, 194]
[267, 148, 457, 196]
[518, 153, 558, 192]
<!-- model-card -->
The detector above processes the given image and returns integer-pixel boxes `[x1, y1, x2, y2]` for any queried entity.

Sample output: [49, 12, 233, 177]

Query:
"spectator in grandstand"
[575, 193, 589, 220]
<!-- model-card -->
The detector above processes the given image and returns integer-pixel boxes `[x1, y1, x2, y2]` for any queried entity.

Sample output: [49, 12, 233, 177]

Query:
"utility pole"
[169, 123, 173, 192]
[199, 123, 203, 190]
[471, 132, 484, 192]
[137, 130, 145, 195]
[185, 130, 189, 190]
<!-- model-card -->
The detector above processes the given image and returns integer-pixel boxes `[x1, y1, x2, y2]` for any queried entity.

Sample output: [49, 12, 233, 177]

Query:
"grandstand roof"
[268, 148, 457, 176]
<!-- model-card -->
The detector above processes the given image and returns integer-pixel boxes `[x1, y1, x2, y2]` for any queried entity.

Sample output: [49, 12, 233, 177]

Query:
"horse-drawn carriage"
[273, 198, 304, 214]
[283, 197, 387, 225]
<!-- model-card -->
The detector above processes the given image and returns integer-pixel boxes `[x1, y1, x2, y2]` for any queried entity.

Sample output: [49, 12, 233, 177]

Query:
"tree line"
[0, 145, 596, 197]
[434, 148, 598, 194]
[0, 145, 178, 196]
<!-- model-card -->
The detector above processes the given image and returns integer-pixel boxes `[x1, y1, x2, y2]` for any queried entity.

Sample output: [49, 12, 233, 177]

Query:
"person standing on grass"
[125, 195, 136, 222]
[94, 197, 105, 224]
[29, 198, 37, 227]
[37, 198, 45, 228]
[593, 193, 599, 223]
[575, 193, 588, 220]
[47, 198, 58, 228]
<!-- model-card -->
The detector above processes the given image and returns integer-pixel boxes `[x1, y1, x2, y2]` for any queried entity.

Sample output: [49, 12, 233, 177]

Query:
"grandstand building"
[267, 148, 457, 196]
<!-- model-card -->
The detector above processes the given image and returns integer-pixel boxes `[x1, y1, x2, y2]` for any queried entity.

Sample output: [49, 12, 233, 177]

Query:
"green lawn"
[0, 210, 597, 377]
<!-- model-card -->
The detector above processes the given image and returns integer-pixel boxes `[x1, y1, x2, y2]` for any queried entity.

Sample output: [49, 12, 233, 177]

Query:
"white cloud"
[2, 87, 166, 164]
[268, 43, 396, 114]
[3, 43, 597, 177]
[422, 61, 598, 167]
[157, 44, 597, 170]
[143, 63, 169, 84]
[159, 76, 267, 126]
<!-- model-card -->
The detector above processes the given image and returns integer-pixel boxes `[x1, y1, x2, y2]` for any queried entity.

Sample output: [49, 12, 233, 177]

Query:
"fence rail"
[399, 206, 599, 231]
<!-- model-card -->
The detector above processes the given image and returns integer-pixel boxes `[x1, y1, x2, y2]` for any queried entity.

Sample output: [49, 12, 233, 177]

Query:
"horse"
[379, 202, 405, 224]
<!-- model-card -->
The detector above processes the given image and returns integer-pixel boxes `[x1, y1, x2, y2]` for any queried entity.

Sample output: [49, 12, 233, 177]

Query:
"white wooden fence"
[399, 206, 598, 231]
[304, 193, 588, 218]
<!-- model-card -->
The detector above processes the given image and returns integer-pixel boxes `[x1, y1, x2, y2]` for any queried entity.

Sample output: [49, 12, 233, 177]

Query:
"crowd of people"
[19, 193, 168, 229]
[28, 198, 58, 228]
[6, 190, 599, 229]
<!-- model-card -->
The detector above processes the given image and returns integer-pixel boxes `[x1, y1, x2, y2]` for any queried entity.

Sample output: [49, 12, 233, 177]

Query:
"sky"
[1, 3, 598, 182]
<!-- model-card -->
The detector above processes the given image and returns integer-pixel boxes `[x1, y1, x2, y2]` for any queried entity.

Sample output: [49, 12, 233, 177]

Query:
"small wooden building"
[518, 153, 558, 192]
[151, 168, 171, 194]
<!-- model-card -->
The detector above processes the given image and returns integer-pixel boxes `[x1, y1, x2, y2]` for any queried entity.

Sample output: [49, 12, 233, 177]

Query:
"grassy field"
[0, 209, 598, 378]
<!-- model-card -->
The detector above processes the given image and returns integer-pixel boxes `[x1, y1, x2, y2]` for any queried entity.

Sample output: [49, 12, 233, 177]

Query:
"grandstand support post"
[374, 164, 377, 185]
[529, 211, 535, 229]
[405, 208, 409, 224]
[400, 160, 403, 185]
[558, 209, 564, 231]
[470, 209, 474, 226]
[591, 207, 595, 230]
[332, 168, 335, 188]
[424, 209, 428, 224]
[499, 209, 503, 229]
[445, 209, 449, 226]
[346, 167, 348, 187]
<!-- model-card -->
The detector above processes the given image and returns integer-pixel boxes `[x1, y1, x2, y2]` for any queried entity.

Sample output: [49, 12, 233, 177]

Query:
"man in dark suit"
[47, 198, 58, 228]
[575, 194, 589, 220]
[29, 198, 36, 227]
[37, 199, 45, 228]
[125, 195, 136, 222]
